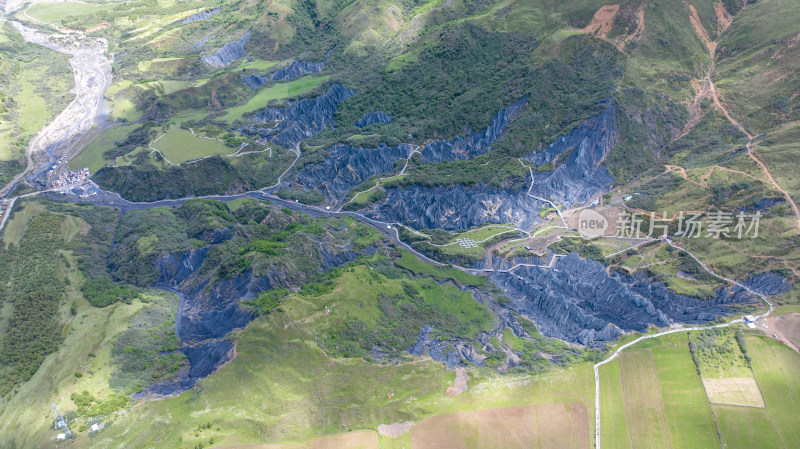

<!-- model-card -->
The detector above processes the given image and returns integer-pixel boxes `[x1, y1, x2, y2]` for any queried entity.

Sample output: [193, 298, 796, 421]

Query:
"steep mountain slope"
[2, 0, 800, 447]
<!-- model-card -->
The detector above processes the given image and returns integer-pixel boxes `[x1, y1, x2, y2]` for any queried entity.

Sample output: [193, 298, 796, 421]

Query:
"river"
[0, 5, 112, 196]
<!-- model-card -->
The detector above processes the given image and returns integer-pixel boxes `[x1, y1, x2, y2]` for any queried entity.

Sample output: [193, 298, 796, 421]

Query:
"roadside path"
[592, 237, 774, 449]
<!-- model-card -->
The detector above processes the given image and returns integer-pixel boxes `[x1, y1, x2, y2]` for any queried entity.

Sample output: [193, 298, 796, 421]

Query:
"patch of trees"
[94, 150, 293, 202]
[398, 154, 529, 189]
[0, 213, 66, 395]
[176, 199, 235, 238]
[276, 188, 325, 205]
[81, 276, 138, 308]
[107, 208, 194, 285]
[240, 289, 289, 315]
[109, 292, 185, 393]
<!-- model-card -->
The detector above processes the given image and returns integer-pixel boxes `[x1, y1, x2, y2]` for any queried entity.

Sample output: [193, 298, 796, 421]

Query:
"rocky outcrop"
[202, 31, 251, 68]
[192, 35, 211, 52]
[743, 272, 792, 296]
[355, 111, 392, 128]
[491, 253, 759, 346]
[145, 229, 380, 396]
[420, 97, 527, 162]
[290, 144, 412, 203]
[242, 56, 328, 88]
[181, 7, 220, 24]
[525, 100, 617, 206]
[242, 84, 355, 148]
[360, 100, 618, 230]
[361, 181, 543, 230]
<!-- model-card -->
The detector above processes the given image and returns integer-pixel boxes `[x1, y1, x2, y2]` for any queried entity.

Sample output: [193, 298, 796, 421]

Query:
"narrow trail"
[595, 6, 789, 447]
[682, 2, 800, 232]
[337, 145, 419, 211]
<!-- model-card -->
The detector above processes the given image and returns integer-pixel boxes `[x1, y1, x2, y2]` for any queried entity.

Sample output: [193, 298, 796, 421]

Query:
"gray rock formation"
[202, 30, 251, 68]
[242, 84, 354, 148]
[242, 56, 328, 88]
[355, 111, 392, 128]
[191, 35, 211, 52]
[361, 100, 618, 230]
[291, 143, 412, 202]
[361, 181, 544, 230]
[491, 253, 759, 345]
[420, 96, 527, 162]
[743, 272, 792, 296]
[181, 7, 220, 24]
[146, 232, 378, 396]
[525, 100, 617, 205]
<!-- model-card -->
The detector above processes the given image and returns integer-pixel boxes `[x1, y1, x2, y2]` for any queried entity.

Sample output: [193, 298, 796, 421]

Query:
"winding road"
[0, 4, 788, 448]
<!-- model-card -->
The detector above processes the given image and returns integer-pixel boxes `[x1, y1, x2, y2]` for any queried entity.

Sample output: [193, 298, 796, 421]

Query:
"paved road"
[592, 237, 774, 449]
[46, 186, 455, 273]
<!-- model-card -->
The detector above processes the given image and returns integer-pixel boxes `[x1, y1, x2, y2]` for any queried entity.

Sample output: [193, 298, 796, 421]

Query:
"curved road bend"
[592, 237, 774, 449]
[17, 188, 779, 449]
[57, 187, 454, 272]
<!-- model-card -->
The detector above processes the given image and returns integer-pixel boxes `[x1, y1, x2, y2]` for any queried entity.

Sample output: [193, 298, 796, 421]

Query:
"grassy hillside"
[0, 23, 72, 186]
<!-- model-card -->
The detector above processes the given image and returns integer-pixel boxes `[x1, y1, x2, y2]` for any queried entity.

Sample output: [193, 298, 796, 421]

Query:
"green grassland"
[218, 75, 330, 124]
[0, 23, 72, 184]
[26, 2, 117, 27]
[753, 122, 800, 200]
[151, 124, 235, 164]
[601, 330, 800, 449]
[394, 250, 486, 288]
[283, 258, 495, 358]
[68, 124, 140, 172]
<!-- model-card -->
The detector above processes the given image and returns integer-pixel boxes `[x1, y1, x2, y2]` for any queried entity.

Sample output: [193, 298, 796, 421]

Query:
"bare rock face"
[354, 111, 392, 127]
[181, 7, 220, 24]
[743, 272, 792, 296]
[525, 100, 617, 205]
[242, 57, 327, 88]
[490, 253, 759, 346]
[242, 84, 354, 148]
[362, 182, 544, 230]
[291, 143, 412, 203]
[362, 100, 619, 231]
[202, 31, 251, 68]
[420, 97, 528, 162]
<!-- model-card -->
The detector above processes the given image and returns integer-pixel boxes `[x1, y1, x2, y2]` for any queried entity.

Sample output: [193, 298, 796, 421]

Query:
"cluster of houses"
[51, 168, 90, 188]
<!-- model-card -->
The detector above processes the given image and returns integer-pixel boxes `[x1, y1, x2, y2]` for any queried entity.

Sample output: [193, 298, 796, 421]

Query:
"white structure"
[90, 423, 100, 432]
[56, 433, 66, 441]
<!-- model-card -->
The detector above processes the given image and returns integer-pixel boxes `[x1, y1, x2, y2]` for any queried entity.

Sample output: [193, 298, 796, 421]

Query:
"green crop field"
[745, 336, 800, 445]
[150, 125, 234, 165]
[219, 75, 330, 124]
[601, 330, 800, 449]
[619, 350, 671, 449]
[652, 347, 718, 449]
[599, 360, 632, 449]
[602, 334, 718, 449]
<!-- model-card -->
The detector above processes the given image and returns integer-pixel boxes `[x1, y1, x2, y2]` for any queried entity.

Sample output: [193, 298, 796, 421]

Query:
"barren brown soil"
[765, 313, 800, 353]
[224, 430, 378, 449]
[446, 367, 470, 397]
[411, 403, 589, 449]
